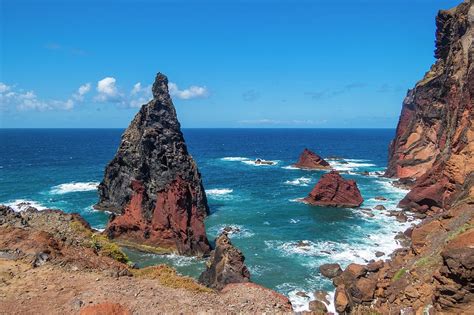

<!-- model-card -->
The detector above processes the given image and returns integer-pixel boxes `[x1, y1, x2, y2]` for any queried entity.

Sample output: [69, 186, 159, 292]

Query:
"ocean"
[0, 128, 414, 311]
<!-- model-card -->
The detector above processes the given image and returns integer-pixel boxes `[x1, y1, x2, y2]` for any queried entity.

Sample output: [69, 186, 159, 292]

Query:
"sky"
[0, 0, 463, 128]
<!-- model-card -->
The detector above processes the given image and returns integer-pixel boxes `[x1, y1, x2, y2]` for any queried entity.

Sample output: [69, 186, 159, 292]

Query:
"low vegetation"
[132, 265, 213, 293]
[69, 221, 129, 263]
[392, 268, 407, 281]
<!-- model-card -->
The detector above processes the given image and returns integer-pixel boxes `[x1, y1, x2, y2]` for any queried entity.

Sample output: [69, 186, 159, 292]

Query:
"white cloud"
[129, 82, 152, 108]
[73, 83, 91, 101]
[0, 82, 89, 111]
[95, 77, 122, 102]
[168, 82, 209, 100]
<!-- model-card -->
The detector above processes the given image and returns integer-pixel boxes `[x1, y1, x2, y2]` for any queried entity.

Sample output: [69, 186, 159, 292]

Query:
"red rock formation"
[304, 171, 364, 207]
[293, 148, 331, 170]
[198, 232, 251, 290]
[96, 73, 210, 256]
[386, 1, 473, 211]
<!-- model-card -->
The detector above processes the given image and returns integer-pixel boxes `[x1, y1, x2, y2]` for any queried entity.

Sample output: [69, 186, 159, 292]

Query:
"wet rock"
[199, 233, 250, 290]
[308, 300, 327, 313]
[304, 171, 364, 208]
[319, 263, 343, 279]
[375, 251, 385, 257]
[374, 196, 388, 201]
[293, 148, 331, 170]
[374, 205, 386, 210]
[296, 291, 309, 298]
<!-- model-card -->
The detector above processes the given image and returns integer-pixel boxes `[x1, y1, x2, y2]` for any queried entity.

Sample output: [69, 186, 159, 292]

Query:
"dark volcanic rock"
[199, 233, 250, 290]
[385, 1, 473, 211]
[95, 73, 210, 256]
[293, 148, 331, 170]
[304, 171, 364, 207]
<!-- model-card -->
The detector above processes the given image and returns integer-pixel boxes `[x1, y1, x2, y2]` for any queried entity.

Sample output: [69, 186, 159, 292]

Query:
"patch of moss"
[392, 268, 407, 281]
[414, 255, 440, 268]
[132, 265, 213, 293]
[446, 223, 474, 243]
[69, 221, 93, 238]
[90, 234, 129, 264]
[115, 239, 174, 255]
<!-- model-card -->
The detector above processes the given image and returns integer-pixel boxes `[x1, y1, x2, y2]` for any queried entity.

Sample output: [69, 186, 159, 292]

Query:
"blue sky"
[0, 0, 461, 128]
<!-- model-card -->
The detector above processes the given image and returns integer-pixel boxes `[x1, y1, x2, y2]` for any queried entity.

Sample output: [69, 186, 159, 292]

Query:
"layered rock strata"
[304, 171, 364, 207]
[199, 232, 251, 290]
[293, 148, 331, 170]
[386, 1, 473, 211]
[95, 73, 210, 256]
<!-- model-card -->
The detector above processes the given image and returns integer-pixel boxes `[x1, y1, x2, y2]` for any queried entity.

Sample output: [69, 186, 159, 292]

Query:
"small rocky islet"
[1, 1, 473, 314]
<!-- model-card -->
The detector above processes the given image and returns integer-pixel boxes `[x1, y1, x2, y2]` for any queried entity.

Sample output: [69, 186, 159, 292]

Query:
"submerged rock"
[293, 148, 331, 170]
[304, 171, 364, 207]
[95, 73, 210, 256]
[199, 233, 250, 290]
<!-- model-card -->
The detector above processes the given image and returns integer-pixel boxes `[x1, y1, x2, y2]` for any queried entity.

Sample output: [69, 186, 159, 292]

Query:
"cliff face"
[386, 1, 473, 211]
[95, 73, 210, 256]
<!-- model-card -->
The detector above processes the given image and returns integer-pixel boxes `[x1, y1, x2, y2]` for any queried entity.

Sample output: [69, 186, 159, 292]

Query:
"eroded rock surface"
[293, 148, 331, 170]
[304, 170, 364, 207]
[386, 1, 473, 211]
[199, 233, 251, 290]
[95, 73, 210, 256]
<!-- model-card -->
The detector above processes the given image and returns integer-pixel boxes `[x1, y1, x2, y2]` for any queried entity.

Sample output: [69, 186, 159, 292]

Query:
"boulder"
[95, 73, 210, 256]
[304, 171, 364, 208]
[293, 148, 331, 170]
[199, 233, 250, 290]
[374, 205, 386, 210]
[309, 300, 328, 313]
[319, 263, 343, 279]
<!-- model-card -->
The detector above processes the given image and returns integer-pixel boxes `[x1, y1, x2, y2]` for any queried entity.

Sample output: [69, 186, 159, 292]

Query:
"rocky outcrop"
[304, 171, 364, 207]
[95, 73, 210, 256]
[199, 233, 251, 290]
[293, 148, 331, 170]
[0, 204, 293, 314]
[386, 1, 473, 211]
[319, 263, 343, 279]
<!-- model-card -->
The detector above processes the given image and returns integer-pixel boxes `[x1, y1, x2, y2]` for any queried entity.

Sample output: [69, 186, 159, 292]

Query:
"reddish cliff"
[304, 170, 364, 208]
[293, 148, 331, 170]
[95, 73, 210, 256]
[386, 1, 473, 211]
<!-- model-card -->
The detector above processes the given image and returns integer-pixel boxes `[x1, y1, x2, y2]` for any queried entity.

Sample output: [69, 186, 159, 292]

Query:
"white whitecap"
[282, 165, 299, 170]
[285, 177, 311, 186]
[221, 157, 250, 161]
[50, 182, 99, 194]
[5, 199, 48, 212]
[209, 224, 255, 239]
[206, 188, 233, 196]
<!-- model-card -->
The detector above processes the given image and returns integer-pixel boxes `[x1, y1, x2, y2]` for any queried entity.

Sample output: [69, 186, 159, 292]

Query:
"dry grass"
[132, 265, 213, 293]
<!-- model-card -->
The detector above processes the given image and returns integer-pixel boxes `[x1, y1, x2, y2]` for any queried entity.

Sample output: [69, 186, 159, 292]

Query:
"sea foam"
[5, 199, 48, 212]
[284, 177, 311, 186]
[50, 182, 99, 194]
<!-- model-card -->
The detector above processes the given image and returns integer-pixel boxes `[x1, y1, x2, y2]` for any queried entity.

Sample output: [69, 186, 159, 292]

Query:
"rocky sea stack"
[386, 1, 473, 212]
[199, 232, 251, 290]
[293, 148, 331, 170]
[304, 170, 364, 207]
[95, 73, 211, 256]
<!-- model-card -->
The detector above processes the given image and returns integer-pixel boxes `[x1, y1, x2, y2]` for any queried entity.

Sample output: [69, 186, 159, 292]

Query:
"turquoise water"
[0, 128, 413, 311]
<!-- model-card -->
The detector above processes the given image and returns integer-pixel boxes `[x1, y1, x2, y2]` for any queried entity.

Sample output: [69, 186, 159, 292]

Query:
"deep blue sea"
[0, 128, 413, 311]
